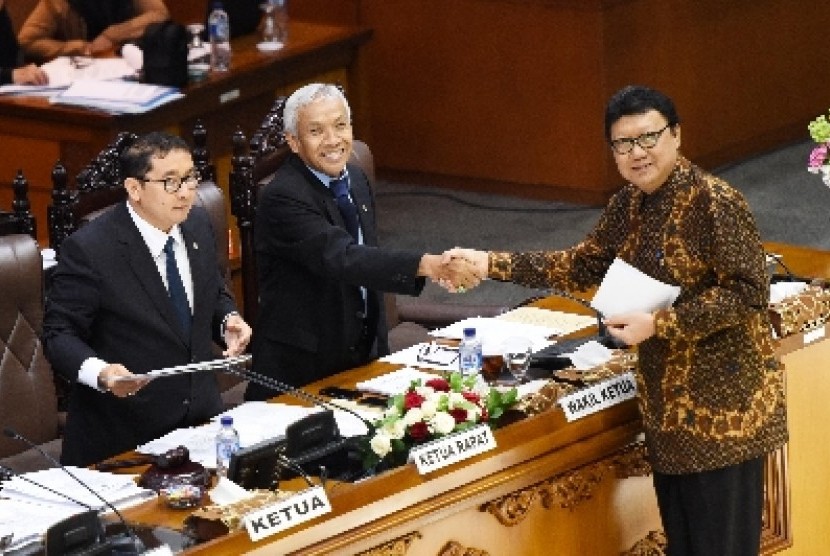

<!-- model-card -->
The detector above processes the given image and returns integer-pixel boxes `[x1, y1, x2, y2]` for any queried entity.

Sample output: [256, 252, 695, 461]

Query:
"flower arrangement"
[363, 373, 518, 470]
[807, 112, 830, 185]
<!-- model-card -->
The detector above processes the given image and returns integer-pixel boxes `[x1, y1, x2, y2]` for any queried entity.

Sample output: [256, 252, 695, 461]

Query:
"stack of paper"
[356, 367, 442, 396]
[0, 467, 154, 511]
[50, 79, 182, 114]
[429, 317, 555, 356]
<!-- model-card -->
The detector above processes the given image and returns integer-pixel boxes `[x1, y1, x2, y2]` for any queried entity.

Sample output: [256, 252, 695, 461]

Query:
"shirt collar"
[306, 165, 349, 190]
[126, 201, 184, 259]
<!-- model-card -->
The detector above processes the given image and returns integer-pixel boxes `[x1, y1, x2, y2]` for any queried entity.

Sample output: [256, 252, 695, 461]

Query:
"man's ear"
[125, 177, 142, 201]
[285, 132, 300, 154]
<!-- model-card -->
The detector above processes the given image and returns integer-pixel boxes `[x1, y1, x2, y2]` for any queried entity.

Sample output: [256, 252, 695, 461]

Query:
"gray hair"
[283, 83, 351, 136]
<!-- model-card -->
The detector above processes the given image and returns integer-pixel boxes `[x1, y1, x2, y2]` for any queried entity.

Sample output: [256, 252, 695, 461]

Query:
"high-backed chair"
[0, 179, 62, 472]
[46, 123, 244, 407]
[229, 96, 508, 353]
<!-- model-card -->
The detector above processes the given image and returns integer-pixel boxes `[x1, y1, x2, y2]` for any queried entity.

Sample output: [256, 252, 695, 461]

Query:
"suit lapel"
[114, 203, 190, 346]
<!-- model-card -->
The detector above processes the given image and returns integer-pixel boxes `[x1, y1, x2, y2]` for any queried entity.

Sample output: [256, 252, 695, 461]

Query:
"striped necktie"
[163, 236, 191, 336]
[330, 176, 359, 241]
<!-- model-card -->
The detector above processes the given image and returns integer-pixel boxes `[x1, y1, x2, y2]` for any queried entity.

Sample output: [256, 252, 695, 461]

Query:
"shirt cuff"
[221, 311, 240, 339]
[79, 357, 109, 391]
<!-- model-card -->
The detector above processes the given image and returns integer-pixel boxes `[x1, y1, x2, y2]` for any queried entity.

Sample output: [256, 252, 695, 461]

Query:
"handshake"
[419, 248, 489, 293]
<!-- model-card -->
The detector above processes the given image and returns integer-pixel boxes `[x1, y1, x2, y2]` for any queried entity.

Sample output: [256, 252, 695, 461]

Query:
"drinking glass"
[258, 1, 287, 52]
[500, 336, 533, 384]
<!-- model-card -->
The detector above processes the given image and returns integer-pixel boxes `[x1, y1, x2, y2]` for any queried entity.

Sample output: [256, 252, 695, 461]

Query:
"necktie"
[163, 236, 191, 336]
[330, 176, 360, 241]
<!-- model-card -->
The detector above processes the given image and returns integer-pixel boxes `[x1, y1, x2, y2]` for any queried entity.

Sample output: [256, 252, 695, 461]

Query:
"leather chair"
[46, 124, 244, 408]
[229, 96, 508, 353]
[0, 180, 62, 473]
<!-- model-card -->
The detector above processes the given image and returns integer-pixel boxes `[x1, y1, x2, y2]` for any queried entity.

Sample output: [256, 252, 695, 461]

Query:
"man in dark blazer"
[44, 132, 252, 467]
[246, 83, 477, 400]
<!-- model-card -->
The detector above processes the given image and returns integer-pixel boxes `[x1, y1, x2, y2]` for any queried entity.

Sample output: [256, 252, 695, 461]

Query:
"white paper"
[380, 343, 460, 371]
[355, 366, 443, 396]
[0, 498, 81, 553]
[430, 317, 557, 356]
[41, 56, 137, 87]
[496, 306, 595, 336]
[50, 79, 182, 114]
[0, 467, 153, 511]
[566, 340, 615, 370]
[208, 476, 255, 505]
[591, 258, 680, 317]
[769, 281, 807, 304]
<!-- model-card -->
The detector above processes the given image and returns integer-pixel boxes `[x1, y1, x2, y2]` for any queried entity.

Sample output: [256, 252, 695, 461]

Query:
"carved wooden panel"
[438, 542, 490, 556]
[356, 532, 421, 556]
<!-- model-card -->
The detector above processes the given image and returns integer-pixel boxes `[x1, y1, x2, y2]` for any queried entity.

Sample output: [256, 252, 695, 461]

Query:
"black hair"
[604, 85, 680, 142]
[120, 131, 190, 179]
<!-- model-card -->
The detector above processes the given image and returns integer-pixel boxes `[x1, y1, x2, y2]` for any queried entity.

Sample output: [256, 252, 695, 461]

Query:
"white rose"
[447, 392, 466, 409]
[381, 418, 406, 440]
[370, 433, 392, 458]
[420, 398, 438, 418]
[430, 411, 457, 435]
[403, 408, 424, 425]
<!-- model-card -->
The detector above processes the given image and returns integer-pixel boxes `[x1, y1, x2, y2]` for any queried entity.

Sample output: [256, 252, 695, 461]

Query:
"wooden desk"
[115, 295, 659, 555]
[0, 20, 372, 245]
[115, 243, 830, 554]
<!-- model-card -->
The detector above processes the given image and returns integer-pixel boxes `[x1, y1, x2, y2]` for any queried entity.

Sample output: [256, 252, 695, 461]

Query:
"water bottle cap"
[220, 415, 233, 426]
[463, 327, 476, 338]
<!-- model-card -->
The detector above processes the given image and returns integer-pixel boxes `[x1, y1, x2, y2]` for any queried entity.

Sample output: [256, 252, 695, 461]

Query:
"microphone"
[3, 427, 145, 555]
[222, 366, 376, 482]
[535, 287, 626, 355]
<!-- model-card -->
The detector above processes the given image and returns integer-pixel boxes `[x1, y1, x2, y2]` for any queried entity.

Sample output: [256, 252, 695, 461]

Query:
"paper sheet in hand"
[591, 258, 680, 316]
[123, 354, 251, 379]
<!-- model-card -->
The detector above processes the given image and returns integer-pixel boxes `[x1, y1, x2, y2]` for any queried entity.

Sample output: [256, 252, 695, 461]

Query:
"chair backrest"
[0, 170, 37, 239]
[229, 96, 375, 324]
[0, 233, 61, 464]
[47, 122, 229, 285]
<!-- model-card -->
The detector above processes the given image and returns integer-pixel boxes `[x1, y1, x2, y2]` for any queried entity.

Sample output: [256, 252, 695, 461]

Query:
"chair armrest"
[396, 303, 510, 330]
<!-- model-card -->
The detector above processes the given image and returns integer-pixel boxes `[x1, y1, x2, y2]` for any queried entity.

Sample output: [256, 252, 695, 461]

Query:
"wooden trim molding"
[438, 542, 491, 556]
[761, 446, 792, 554]
[622, 530, 667, 556]
[356, 532, 422, 556]
[481, 441, 649, 526]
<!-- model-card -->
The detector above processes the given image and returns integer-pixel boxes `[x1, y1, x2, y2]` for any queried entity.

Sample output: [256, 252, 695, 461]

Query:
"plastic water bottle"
[458, 327, 482, 377]
[215, 415, 240, 478]
[208, 2, 231, 72]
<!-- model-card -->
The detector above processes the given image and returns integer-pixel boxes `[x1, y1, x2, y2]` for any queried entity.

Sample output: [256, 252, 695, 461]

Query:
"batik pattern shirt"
[489, 156, 788, 473]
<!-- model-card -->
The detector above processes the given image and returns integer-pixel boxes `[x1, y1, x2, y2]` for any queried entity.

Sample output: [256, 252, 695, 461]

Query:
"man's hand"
[418, 253, 481, 293]
[603, 312, 656, 346]
[12, 64, 48, 86]
[98, 364, 152, 398]
[223, 313, 252, 356]
[88, 34, 116, 56]
[441, 247, 488, 279]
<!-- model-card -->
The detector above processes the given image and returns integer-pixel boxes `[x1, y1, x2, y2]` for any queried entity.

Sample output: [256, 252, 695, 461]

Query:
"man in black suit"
[246, 83, 476, 400]
[44, 132, 252, 467]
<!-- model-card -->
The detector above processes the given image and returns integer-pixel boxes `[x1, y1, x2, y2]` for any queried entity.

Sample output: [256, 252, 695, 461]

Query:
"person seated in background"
[43, 131, 252, 467]
[17, 0, 169, 62]
[0, 0, 47, 84]
[245, 83, 478, 401]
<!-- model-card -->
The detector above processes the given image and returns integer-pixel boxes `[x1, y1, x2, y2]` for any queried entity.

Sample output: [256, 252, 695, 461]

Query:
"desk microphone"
[539, 287, 625, 347]
[223, 366, 376, 482]
[2, 427, 145, 555]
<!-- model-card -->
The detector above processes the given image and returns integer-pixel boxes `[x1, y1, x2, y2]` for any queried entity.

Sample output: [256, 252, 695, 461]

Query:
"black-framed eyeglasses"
[416, 343, 459, 366]
[609, 124, 671, 155]
[140, 169, 200, 193]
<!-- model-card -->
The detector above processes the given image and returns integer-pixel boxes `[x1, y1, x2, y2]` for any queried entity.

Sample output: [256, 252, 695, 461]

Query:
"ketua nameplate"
[409, 424, 497, 475]
[558, 371, 637, 422]
[244, 486, 332, 542]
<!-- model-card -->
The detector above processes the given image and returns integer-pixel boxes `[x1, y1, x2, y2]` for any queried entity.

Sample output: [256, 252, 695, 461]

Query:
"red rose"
[425, 378, 450, 392]
[461, 391, 480, 404]
[404, 391, 425, 409]
[448, 407, 468, 424]
[408, 421, 429, 441]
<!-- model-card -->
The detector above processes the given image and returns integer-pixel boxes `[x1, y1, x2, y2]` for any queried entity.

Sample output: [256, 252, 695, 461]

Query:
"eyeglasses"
[141, 170, 200, 193]
[609, 124, 671, 155]
[416, 343, 459, 366]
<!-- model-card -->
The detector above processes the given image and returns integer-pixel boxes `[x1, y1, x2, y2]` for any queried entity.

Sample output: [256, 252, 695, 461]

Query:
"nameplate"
[804, 325, 826, 345]
[243, 486, 332, 542]
[409, 424, 496, 475]
[558, 371, 637, 422]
